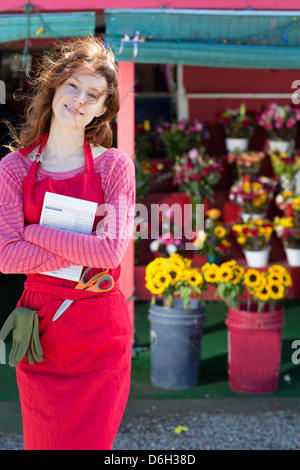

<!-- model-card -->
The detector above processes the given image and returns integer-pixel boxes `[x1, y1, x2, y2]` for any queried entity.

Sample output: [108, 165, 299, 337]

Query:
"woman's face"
[51, 69, 108, 130]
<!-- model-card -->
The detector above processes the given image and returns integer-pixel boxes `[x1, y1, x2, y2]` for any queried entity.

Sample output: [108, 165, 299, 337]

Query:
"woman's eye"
[88, 93, 97, 99]
[68, 83, 77, 89]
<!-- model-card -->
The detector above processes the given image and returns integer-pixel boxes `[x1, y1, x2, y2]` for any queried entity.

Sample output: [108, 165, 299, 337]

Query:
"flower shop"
[105, 6, 300, 394]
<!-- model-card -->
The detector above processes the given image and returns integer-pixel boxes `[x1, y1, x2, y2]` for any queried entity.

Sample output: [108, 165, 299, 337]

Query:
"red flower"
[218, 243, 227, 252]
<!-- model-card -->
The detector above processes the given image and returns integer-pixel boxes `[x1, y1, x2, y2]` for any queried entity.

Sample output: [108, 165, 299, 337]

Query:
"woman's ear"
[95, 107, 106, 118]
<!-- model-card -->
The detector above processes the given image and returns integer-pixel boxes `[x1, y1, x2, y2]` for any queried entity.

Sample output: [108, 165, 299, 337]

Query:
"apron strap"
[84, 139, 95, 174]
[21, 134, 95, 176]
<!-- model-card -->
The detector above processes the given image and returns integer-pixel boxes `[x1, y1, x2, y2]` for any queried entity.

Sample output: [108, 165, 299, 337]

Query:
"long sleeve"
[23, 150, 136, 269]
[0, 156, 73, 274]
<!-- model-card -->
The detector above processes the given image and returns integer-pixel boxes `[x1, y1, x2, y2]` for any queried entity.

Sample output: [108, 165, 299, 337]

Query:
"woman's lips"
[64, 104, 83, 115]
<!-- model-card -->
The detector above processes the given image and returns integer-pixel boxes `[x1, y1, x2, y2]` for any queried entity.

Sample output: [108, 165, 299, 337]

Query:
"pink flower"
[156, 125, 163, 133]
[188, 148, 199, 160]
[275, 119, 284, 129]
[265, 121, 273, 130]
[286, 118, 296, 128]
[161, 233, 174, 245]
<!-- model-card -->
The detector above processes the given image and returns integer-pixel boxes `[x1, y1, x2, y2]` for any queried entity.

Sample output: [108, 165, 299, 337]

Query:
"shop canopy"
[105, 8, 300, 69]
[0, 11, 95, 44]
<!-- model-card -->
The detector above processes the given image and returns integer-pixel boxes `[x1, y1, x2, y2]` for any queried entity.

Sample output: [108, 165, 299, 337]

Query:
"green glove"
[0, 307, 43, 367]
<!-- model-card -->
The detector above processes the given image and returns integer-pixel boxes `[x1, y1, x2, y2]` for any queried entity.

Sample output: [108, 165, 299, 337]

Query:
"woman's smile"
[64, 104, 84, 116]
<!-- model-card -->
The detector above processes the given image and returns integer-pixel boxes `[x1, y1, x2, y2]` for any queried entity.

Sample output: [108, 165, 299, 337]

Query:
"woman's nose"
[73, 89, 85, 105]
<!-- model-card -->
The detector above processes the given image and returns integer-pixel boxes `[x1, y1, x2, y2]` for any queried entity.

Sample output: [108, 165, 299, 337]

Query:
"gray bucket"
[148, 298, 206, 389]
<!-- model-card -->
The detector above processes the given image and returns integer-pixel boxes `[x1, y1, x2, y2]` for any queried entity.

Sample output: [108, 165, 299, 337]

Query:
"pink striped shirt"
[0, 148, 135, 274]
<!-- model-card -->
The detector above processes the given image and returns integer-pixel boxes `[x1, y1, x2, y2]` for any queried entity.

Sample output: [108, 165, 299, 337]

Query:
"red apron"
[15, 135, 133, 450]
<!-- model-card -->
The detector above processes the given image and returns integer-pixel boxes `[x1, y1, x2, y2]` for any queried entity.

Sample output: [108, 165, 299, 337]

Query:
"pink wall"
[3, 0, 300, 11]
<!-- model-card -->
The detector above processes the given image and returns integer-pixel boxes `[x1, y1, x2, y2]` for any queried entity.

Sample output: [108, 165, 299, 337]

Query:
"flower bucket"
[225, 137, 249, 153]
[148, 299, 206, 389]
[241, 212, 266, 223]
[225, 304, 284, 394]
[285, 247, 300, 267]
[268, 139, 293, 154]
[243, 246, 270, 268]
[206, 254, 219, 265]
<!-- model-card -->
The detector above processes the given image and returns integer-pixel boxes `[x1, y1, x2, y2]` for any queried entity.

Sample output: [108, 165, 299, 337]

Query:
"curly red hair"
[8, 36, 119, 151]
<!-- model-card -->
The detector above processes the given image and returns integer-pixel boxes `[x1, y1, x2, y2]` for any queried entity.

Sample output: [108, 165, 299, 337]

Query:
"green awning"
[0, 11, 95, 44]
[105, 9, 300, 69]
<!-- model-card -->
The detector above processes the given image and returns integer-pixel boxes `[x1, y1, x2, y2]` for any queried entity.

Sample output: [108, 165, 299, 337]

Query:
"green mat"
[0, 300, 299, 401]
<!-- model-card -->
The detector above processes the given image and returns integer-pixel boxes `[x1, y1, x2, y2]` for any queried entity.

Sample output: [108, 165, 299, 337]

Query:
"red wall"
[184, 66, 300, 155]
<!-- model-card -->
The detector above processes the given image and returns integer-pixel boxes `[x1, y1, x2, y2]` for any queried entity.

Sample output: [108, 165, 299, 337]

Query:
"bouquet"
[258, 103, 300, 141]
[227, 150, 266, 178]
[269, 150, 300, 191]
[202, 260, 292, 312]
[193, 208, 231, 257]
[231, 218, 273, 251]
[229, 175, 277, 215]
[156, 119, 207, 160]
[145, 253, 207, 309]
[149, 208, 186, 257]
[217, 103, 256, 138]
[173, 146, 222, 203]
[275, 191, 300, 219]
[273, 216, 300, 249]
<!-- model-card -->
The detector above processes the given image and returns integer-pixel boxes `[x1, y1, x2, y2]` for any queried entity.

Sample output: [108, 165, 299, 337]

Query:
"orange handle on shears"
[75, 267, 114, 293]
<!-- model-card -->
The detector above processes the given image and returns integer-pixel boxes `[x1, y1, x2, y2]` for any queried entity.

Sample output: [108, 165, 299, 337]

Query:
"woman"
[0, 37, 135, 450]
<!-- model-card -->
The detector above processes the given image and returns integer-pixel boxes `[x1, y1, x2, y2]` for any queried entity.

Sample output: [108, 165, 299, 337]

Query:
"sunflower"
[244, 269, 262, 288]
[282, 271, 293, 288]
[145, 278, 165, 295]
[164, 262, 183, 285]
[230, 264, 245, 284]
[202, 264, 219, 283]
[213, 225, 227, 238]
[268, 271, 284, 284]
[268, 280, 285, 300]
[252, 284, 270, 302]
[169, 253, 186, 269]
[153, 270, 172, 289]
[217, 264, 233, 283]
[188, 270, 204, 287]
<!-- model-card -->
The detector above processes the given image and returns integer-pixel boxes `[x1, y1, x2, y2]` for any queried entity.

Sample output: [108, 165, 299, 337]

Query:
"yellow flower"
[224, 259, 237, 267]
[252, 284, 270, 302]
[188, 270, 203, 287]
[230, 264, 245, 284]
[206, 208, 221, 220]
[236, 235, 247, 245]
[145, 278, 165, 295]
[282, 271, 293, 288]
[268, 271, 284, 284]
[244, 269, 262, 288]
[169, 254, 185, 270]
[232, 224, 243, 233]
[153, 270, 172, 289]
[214, 225, 227, 238]
[174, 425, 188, 434]
[203, 264, 219, 283]
[164, 262, 183, 285]
[143, 119, 151, 132]
[217, 264, 233, 283]
[268, 280, 285, 300]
